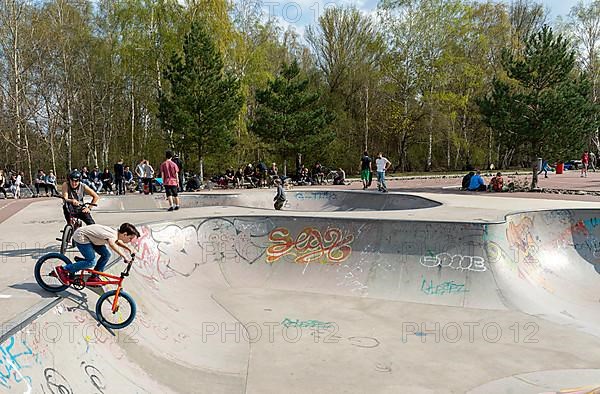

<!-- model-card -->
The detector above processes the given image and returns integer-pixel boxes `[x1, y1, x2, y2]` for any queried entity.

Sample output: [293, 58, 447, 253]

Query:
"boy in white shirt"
[54, 223, 139, 283]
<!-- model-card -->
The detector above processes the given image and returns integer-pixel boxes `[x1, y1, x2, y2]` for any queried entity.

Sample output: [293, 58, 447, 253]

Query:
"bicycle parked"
[34, 252, 137, 329]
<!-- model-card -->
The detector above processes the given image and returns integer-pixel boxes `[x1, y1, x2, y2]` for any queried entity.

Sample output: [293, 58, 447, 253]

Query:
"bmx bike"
[34, 253, 137, 329]
[58, 202, 97, 254]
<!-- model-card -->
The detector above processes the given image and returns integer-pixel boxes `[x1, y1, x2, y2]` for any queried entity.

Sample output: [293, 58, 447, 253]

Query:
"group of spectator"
[212, 162, 281, 188]
[462, 170, 510, 193]
[0, 169, 59, 199]
[210, 160, 347, 189]
[76, 156, 184, 195]
[78, 163, 134, 195]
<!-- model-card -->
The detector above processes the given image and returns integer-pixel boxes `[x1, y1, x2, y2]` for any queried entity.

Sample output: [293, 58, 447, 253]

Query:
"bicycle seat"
[74, 256, 85, 262]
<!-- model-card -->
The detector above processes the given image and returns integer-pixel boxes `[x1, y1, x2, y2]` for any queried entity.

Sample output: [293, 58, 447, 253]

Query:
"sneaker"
[168, 206, 174, 211]
[54, 266, 71, 284]
[174, 205, 180, 210]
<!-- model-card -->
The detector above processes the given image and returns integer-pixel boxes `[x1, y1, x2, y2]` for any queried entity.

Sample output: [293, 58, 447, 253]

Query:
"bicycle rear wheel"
[34, 253, 70, 293]
[60, 224, 73, 254]
[96, 290, 137, 329]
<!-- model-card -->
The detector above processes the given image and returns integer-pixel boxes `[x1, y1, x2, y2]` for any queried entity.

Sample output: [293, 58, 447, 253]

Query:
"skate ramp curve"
[95, 189, 442, 212]
[4, 210, 600, 393]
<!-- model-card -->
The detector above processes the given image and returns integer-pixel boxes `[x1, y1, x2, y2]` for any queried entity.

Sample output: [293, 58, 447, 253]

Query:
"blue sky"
[262, 0, 581, 36]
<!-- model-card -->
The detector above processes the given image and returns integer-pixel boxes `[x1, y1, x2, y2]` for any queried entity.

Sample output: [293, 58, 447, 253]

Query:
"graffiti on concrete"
[281, 318, 334, 330]
[267, 227, 354, 264]
[336, 265, 368, 295]
[82, 361, 106, 394]
[420, 278, 469, 295]
[506, 216, 538, 264]
[44, 367, 72, 394]
[0, 336, 34, 392]
[294, 192, 337, 201]
[133, 226, 175, 284]
[420, 252, 486, 272]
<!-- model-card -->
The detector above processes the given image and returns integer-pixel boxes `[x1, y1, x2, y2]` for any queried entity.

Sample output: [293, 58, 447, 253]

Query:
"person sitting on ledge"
[489, 172, 508, 192]
[467, 170, 486, 191]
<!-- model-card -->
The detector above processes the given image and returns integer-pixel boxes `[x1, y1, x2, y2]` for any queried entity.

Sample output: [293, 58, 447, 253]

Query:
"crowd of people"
[0, 169, 60, 199]
[3, 148, 596, 201]
[210, 160, 348, 189]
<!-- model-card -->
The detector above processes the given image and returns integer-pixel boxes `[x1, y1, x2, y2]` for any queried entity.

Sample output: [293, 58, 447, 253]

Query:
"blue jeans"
[64, 242, 111, 274]
[377, 171, 387, 190]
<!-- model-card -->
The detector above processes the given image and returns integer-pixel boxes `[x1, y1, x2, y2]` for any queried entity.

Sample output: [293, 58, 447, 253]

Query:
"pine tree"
[479, 25, 599, 188]
[159, 21, 242, 177]
[251, 60, 334, 171]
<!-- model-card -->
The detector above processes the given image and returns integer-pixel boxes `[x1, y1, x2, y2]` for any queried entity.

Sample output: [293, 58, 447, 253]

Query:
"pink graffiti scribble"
[132, 227, 174, 284]
[266, 227, 354, 264]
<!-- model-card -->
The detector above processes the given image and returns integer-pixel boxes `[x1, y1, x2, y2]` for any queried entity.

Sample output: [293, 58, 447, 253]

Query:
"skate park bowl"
[4, 203, 600, 392]
[94, 189, 442, 212]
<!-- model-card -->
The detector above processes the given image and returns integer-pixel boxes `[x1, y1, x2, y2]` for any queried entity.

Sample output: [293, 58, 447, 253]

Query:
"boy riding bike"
[54, 223, 140, 283]
[62, 170, 100, 225]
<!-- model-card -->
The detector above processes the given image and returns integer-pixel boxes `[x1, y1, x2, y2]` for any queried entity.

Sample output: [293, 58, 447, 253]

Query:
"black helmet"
[68, 170, 81, 181]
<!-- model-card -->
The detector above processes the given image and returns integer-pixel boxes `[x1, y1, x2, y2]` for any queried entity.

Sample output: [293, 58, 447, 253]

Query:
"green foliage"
[159, 21, 242, 169]
[480, 25, 598, 161]
[250, 60, 335, 165]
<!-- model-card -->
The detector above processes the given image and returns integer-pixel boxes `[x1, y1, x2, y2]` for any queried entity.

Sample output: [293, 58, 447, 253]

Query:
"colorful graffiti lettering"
[266, 227, 354, 264]
[281, 318, 334, 330]
[420, 252, 486, 272]
[420, 279, 469, 295]
[0, 336, 34, 391]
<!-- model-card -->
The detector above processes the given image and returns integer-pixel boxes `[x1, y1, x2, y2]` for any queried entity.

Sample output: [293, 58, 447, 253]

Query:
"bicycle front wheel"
[96, 290, 137, 329]
[34, 253, 70, 293]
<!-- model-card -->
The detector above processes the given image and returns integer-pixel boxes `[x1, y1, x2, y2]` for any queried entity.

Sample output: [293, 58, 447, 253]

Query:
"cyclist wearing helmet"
[61, 170, 100, 225]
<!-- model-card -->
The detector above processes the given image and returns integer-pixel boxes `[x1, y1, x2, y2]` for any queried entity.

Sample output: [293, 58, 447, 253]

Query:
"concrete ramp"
[4, 210, 600, 393]
[95, 190, 441, 212]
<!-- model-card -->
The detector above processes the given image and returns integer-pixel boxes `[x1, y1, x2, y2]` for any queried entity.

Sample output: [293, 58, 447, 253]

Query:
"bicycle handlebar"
[123, 253, 136, 277]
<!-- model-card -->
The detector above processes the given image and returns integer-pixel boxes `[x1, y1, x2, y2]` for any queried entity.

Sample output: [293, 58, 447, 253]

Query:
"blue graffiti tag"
[420, 279, 469, 296]
[0, 336, 34, 390]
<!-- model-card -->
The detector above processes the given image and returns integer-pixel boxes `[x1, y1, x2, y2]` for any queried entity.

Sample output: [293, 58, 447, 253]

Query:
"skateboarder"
[273, 178, 286, 210]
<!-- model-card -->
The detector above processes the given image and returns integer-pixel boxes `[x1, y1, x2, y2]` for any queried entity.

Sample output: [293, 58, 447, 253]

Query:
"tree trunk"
[66, 96, 72, 171]
[10, 3, 22, 172]
[426, 114, 433, 172]
[531, 158, 539, 190]
[426, 90, 434, 172]
[24, 132, 32, 184]
[50, 130, 57, 177]
[198, 142, 204, 181]
[364, 85, 369, 151]
[131, 80, 135, 159]
[487, 128, 492, 170]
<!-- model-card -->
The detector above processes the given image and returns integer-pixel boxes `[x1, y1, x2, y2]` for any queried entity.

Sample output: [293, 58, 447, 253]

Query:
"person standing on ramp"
[375, 152, 391, 192]
[360, 151, 372, 190]
[160, 150, 181, 211]
[273, 178, 286, 210]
